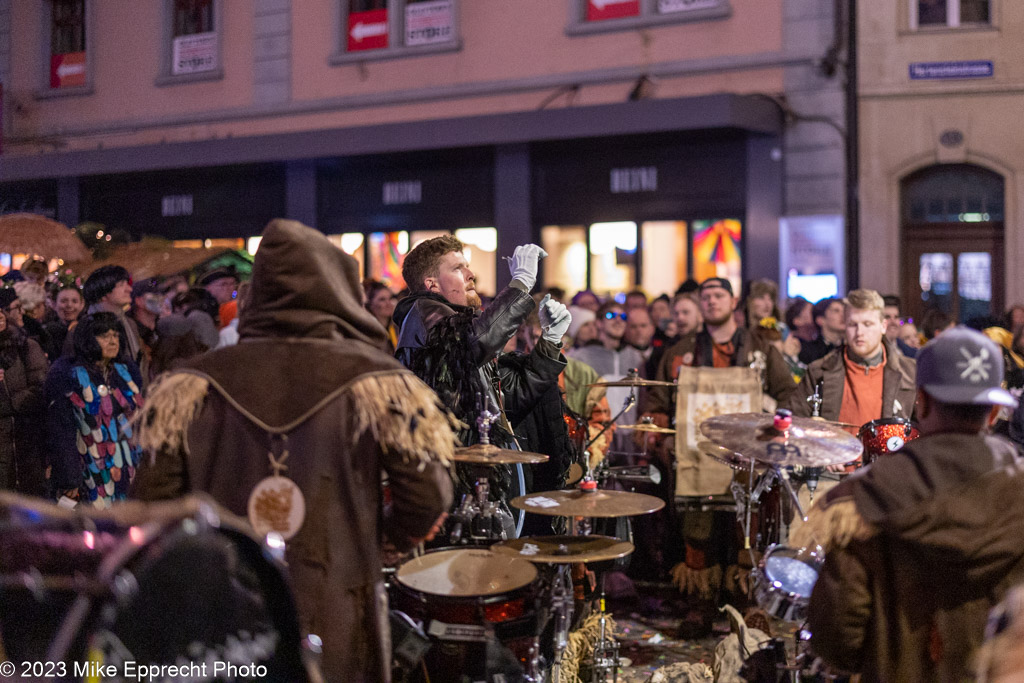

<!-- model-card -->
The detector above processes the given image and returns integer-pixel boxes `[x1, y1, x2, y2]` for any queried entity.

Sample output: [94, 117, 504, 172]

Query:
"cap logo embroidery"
[958, 346, 991, 383]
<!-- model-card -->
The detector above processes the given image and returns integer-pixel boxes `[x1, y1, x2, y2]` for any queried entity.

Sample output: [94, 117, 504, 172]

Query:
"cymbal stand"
[590, 588, 620, 683]
[549, 565, 574, 683]
[448, 409, 513, 544]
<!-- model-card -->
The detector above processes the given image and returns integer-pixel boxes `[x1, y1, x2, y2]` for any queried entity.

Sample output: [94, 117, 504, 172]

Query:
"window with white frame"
[567, 0, 730, 35]
[332, 0, 459, 64]
[44, 0, 90, 93]
[159, 0, 223, 84]
[912, 0, 990, 28]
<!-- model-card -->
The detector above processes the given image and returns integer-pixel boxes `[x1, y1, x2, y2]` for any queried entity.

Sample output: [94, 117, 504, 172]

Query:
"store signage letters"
[383, 181, 422, 205]
[610, 167, 658, 193]
[162, 195, 194, 217]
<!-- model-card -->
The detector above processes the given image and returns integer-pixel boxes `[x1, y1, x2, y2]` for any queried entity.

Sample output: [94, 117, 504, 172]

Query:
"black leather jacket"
[393, 283, 566, 441]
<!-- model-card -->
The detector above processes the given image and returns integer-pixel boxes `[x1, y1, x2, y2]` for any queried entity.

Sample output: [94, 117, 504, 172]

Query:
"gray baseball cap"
[916, 326, 1018, 407]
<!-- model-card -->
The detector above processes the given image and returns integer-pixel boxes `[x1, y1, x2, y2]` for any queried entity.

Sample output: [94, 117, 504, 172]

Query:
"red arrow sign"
[587, 0, 640, 21]
[50, 51, 87, 89]
[347, 9, 388, 52]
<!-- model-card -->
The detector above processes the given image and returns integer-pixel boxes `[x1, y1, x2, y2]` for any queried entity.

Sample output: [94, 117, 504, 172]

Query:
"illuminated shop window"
[589, 222, 637, 298]
[692, 219, 742, 295]
[541, 225, 587, 297]
[454, 228, 497, 298]
[640, 221, 687, 298]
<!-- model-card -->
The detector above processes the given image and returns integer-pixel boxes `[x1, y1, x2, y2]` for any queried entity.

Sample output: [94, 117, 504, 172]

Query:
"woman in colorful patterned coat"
[45, 312, 144, 506]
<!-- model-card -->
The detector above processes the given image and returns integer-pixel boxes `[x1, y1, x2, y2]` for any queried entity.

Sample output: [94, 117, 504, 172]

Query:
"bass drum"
[390, 547, 543, 682]
[0, 492, 313, 681]
[859, 418, 920, 466]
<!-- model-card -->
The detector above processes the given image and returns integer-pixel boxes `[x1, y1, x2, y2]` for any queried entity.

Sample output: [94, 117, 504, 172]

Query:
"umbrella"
[0, 213, 92, 262]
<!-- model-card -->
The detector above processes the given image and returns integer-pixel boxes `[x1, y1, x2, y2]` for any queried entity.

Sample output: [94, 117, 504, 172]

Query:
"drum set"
[697, 408, 920, 681]
[387, 377, 670, 682]
[386, 364, 923, 682]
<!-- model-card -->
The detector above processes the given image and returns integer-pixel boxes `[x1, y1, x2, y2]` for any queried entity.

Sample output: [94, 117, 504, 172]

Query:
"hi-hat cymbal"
[616, 423, 676, 435]
[453, 443, 549, 465]
[699, 413, 862, 469]
[697, 440, 764, 471]
[492, 535, 635, 564]
[510, 489, 665, 517]
[587, 376, 677, 388]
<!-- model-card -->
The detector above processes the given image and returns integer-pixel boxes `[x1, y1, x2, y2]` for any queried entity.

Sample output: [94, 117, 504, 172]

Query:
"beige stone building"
[858, 0, 1020, 324]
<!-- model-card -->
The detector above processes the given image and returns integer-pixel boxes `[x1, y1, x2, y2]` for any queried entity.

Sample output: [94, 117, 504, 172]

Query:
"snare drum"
[859, 418, 920, 466]
[391, 547, 542, 680]
[752, 544, 824, 623]
[0, 492, 311, 680]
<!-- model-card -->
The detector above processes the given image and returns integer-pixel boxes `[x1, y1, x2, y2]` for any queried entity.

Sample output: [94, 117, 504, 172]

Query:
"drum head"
[396, 549, 537, 597]
[763, 546, 822, 598]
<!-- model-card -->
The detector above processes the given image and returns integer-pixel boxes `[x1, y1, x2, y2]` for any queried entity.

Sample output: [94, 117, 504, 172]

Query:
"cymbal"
[616, 423, 676, 435]
[700, 413, 862, 468]
[587, 376, 676, 388]
[453, 443, 549, 465]
[492, 535, 635, 564]
[697, 440, 764, 471]
[510, 489, 665, 517]
[809, 417, 860, 429]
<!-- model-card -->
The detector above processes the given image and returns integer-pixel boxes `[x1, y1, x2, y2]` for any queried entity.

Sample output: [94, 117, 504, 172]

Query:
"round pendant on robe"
[247, 475, 306, 540]
[97, 384, 110, 397]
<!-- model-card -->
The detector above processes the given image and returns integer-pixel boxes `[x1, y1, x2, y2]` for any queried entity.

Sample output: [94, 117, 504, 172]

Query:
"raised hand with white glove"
[538, 294, 572, 345]
[506, 244, 548, 292]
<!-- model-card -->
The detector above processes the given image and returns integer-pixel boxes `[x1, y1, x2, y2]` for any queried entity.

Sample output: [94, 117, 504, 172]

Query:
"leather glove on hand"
[507, 244, 548, 292]
[539, 294, 571, 344]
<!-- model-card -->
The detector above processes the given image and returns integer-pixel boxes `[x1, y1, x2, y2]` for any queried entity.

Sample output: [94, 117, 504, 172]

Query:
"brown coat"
[131, 220, 456, 683]
[794, 433, 1024, 682]
[0, 329, 48, 494]
[785, 337, 917, 422]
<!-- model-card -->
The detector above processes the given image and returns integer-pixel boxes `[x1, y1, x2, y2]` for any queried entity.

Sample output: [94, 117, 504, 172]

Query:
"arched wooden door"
[900, 164, 1005, 326]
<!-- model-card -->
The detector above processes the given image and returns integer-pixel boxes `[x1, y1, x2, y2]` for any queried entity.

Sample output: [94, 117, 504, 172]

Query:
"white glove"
[538, 294, 571, 344]
[507, 244, 548, 292]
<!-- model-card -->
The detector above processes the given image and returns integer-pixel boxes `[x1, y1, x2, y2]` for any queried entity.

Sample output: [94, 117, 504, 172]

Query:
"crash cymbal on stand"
[699, 413, 862, 469]
[587, 376, 677, 388]
[616, 423, 676, 435]
[453, 443, 549, 465]
[492, 535, 635, 564]
[510, 489, 665, 517]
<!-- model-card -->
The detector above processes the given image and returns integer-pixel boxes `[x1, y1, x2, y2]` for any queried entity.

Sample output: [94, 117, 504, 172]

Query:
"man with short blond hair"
[788, 288, 916, 428]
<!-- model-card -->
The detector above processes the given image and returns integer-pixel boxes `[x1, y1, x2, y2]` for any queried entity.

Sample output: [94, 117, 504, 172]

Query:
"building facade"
[858, 0, 1020, 324]
[0, 0, 848, 300]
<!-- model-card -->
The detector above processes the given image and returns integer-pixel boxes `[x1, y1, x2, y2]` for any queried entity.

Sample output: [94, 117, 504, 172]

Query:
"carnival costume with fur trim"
[793, 433, 1024, 682]
[132, 220, 457, 683]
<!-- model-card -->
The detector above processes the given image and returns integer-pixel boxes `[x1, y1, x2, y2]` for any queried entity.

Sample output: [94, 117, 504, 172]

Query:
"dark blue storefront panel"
[0, 179, 60, 218]
[78, 164, 287, 240]
[316, 148, 494, 234]
[531, 130, 748, 225]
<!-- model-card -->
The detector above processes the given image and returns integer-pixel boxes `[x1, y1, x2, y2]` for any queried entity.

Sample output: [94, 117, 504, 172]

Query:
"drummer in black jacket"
[393, 236, 569, 537]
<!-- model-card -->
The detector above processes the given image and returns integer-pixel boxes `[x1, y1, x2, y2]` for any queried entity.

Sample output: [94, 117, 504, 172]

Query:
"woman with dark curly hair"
[0, 303, 48, 495]
[44, 312, 144, 507]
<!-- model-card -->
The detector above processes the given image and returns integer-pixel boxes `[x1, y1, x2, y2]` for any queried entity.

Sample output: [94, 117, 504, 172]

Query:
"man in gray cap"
[795, 326, 1024, 682]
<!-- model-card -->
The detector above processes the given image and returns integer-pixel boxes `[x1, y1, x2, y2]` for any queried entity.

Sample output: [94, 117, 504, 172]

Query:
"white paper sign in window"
[172, 31, 218, 75]
[405, 0, 454, 47]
